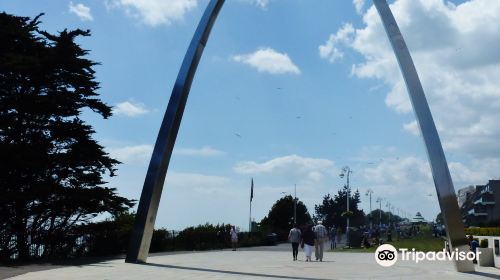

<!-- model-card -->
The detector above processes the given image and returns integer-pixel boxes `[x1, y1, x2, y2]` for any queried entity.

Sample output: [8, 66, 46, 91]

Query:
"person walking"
[329, 226, 337, 250]
[230, 226, 238, 251]
[336, 227, 342, 246]
[386, 226, 392, 242]
[468, 235, 479, 264]
[313, 220, 328, 261]
[288, 223, 301, 261]
[301, 224, 315, 262]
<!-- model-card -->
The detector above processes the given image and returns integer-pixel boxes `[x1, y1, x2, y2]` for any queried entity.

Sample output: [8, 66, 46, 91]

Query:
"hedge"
[464, 227, 500, 237]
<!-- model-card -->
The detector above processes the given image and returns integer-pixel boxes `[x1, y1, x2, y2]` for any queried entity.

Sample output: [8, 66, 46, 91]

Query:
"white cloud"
[107, 0, 198, 26]
[353, 0, 365, 14]
[319, 23, 355, 63]
[232, 48, 301, 75]
[359, 154, 500, 199]
[114, 101, 149, 117]
[252, 0, 269, 9]
[69, 2, 93, 21]
[403, 120, 420, 136]
[167, 171, 231, 190]
[361, 156, 432, 188]
[237, 0, 269, 9]
[348, 141, 500, 220]
[109, 144, 153, 163]
[449, 158, 500, 186]
[234, 154, 334, 183]
[322, 0, 500, 159]
[173, 146, 225, 157]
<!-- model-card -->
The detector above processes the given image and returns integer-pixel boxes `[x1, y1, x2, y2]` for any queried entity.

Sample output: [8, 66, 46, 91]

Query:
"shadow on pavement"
[143, 263, 335, 280]
[464, 271, 500, 279]
[0, 255, 122, 280]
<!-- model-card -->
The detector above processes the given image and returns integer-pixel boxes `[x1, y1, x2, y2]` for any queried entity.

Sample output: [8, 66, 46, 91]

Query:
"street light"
[293, 184, 297, 224]
[365, 189, 374, 229]
[376, 197, 383, 227]
[339, 166, 353, 248]
[281, 184, 297, 224]
[386, 202, 392, 226]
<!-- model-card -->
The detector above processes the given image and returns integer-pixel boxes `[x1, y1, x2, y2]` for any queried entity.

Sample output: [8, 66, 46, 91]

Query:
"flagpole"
[249, 199, 252, 232]
[249, 178, 253, 232]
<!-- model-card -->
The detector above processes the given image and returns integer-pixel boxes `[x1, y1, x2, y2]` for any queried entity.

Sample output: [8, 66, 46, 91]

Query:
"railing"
[1, 229, 266, 261]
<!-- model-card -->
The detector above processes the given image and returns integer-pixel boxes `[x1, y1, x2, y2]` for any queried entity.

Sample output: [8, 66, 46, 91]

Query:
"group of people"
[357, 223, 420, 248]
[288, 221, 329, 262]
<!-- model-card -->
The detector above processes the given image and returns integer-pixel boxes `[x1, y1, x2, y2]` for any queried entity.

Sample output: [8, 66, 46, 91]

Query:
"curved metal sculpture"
[372, 0, 472, 272]
[126, 0, 474, 272]
[124, 0, 225, 263]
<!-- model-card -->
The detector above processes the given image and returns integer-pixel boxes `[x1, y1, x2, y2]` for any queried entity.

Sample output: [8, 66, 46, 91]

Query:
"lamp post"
[282, 185, 297, 225]
[365, 189, 374, 229]
[376, 197, 383, 227]
[339, 166, 353, 248]
[391, 206, 395, 224]
[294, 184, 297, 224]
[386, 202, 392, 227]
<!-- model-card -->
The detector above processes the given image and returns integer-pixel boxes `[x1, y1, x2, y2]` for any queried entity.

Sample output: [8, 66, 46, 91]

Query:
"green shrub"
[464, 227, 500, 237]
[479, 239, 489, 248]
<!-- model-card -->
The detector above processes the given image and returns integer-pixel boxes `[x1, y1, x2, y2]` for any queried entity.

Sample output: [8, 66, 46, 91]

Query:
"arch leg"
[125, 0, 225, 263]
[373, 0, 474, 272]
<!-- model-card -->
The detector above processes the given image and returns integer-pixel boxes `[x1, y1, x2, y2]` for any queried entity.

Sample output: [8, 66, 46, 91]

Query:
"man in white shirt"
[230, 226, 238, 251]
[313, 220, 328, 261]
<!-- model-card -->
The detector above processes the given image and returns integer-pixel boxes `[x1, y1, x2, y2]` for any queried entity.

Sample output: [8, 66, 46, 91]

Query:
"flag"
[250, 178, 254, 202]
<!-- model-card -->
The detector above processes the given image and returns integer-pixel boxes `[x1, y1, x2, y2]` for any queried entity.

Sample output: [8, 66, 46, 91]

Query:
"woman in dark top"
[301, 224, 315, 262]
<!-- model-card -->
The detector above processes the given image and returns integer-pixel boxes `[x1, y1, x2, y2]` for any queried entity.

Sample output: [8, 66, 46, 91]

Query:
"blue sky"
[3, 0, 500, 231]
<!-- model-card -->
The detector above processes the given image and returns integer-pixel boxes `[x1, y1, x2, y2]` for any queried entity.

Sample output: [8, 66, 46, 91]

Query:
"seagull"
[296, 116, 302, 119]
[234, 133, 242, 138]
[276, 87, 282, 90]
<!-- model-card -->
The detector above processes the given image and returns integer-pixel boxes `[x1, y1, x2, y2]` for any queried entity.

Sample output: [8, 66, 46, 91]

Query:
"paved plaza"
[2, 245, 499, 280]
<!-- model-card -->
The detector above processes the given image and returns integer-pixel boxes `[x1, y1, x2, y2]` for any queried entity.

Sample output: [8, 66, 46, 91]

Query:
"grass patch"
[331, 247, 377, 253]
[330, 229, 445, 253]
[390, 234, 445, 252]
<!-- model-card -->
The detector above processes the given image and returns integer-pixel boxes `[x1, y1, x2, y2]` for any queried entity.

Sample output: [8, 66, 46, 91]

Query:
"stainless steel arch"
[124, 0, 225, 263]
[372, 0, 473, 272]
[126, 0, 474, 272]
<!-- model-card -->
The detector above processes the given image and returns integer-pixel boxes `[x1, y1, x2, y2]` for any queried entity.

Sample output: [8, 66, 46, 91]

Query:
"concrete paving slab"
[3, 248, 499, 280]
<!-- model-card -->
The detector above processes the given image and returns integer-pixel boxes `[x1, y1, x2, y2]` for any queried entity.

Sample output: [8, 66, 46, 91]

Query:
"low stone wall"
[475, 235, 500, 268]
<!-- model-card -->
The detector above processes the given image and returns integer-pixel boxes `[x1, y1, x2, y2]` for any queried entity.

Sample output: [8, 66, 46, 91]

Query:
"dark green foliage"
[150, 223, 265, 252]
[0, 12, 134, 261]
[348, 228, 363, 248]
[175, 223, 230, 251]
[79, 212, 135, 257]
[260, 195, 312, 240]
[435, 212, 443, 224]
[314, 187, 366, 232]
[479, 239, 488, 248]
[367, 209, 403, 226]
[465, 227, 500, 236]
